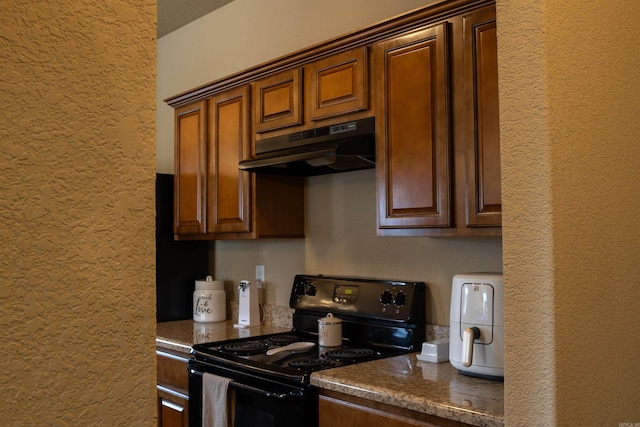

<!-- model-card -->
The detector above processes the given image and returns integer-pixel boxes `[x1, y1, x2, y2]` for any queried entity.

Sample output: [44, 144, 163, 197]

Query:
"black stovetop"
[191, 330, 407, 379]
[191, 275, 426, 384]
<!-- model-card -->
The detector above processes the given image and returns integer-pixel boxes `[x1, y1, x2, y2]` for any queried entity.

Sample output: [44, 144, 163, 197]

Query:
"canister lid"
[318, 312, 342, 324]
[195, 275, 224, 291]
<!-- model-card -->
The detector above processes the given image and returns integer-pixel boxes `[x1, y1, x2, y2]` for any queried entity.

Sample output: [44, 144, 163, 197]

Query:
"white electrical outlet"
[255, 265, 265, 283]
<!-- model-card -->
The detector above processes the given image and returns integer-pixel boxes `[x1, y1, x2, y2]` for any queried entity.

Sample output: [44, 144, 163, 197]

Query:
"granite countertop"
[156, 320, 504, 426]
[156, 319, 292, 354]
[310, 354, 504, 427]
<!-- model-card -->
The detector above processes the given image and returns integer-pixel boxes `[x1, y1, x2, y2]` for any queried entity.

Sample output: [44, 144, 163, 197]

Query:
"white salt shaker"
[193, 276, 226, 322]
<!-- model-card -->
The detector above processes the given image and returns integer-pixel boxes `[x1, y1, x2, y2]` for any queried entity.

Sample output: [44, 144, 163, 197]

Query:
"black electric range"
[189, 274, 426, 427]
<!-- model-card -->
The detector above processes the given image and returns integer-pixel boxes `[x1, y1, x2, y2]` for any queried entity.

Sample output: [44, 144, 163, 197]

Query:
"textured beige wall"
[499, 0, 640, 425]
[0, 1, 157, 425]
[496, 1, 556, 424]
[158, 0, 504, 327]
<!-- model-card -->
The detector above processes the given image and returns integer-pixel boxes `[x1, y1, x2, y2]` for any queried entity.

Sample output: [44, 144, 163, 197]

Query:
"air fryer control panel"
[289, 274, 425, 322]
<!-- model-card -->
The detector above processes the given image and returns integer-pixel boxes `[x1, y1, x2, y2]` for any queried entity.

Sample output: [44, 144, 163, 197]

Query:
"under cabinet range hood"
[239, 117, 376, 176]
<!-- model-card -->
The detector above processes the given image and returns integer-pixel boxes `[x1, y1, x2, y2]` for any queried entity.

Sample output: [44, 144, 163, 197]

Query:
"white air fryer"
[449, 273, 504, 380]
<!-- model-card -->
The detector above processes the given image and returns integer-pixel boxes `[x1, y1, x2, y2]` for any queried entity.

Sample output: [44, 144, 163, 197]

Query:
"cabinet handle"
[231, 382, 304, 400]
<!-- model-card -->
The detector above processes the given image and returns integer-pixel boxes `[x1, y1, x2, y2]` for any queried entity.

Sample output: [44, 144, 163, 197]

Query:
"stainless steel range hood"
[239, 117, 375, 176]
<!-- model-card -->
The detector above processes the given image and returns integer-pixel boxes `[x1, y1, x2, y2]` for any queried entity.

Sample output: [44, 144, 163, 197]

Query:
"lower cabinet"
[318, 390, 474, 427]
[157, 350, 190, 427]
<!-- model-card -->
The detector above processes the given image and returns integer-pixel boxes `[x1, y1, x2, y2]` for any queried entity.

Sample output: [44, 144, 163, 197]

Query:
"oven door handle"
[230, 382, 304, 400]
[189, 368, 304, 401]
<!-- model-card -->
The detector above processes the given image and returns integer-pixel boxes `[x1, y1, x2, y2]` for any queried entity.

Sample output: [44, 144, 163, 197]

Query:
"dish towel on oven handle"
[202, 372, 233, 427]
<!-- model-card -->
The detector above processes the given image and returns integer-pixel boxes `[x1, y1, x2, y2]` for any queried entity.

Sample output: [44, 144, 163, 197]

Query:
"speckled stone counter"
[310, 354, 504, 427]
[156, 319, 292, 354]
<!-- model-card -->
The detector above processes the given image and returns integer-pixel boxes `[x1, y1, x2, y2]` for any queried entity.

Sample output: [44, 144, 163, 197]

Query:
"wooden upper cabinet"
[307, 46, 368, 121]
[168, 1, 500, 239]
[375, 23, 451, 231]
[253, 68, 303, 133]
[463, 7, 501, 227]
[207, 85, 252, 234]
[173, 85, 304, 240]
[174, 100, 207, 235]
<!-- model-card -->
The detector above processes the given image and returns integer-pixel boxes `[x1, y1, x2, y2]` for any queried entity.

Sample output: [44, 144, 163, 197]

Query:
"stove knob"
[306, 284, 317, 296]
[394, 291, 407, 307]
[294, 282, 306, 297]
[380, 290, 393, 305]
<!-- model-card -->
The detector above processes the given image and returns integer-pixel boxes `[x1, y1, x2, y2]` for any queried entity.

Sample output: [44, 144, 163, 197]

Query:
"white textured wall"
[0, 1, 157, 425]
[158, 0, 504, 327]
[498, 0, 640, 425]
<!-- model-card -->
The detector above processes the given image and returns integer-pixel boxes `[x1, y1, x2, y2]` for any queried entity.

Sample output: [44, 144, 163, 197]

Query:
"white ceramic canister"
[317, 313, 342, 347]
[193, 276, 226, 322]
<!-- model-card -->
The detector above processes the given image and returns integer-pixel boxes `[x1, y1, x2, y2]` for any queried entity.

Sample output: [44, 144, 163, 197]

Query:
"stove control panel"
[333, 285, 360, 303]
[289, 274, 425, 322]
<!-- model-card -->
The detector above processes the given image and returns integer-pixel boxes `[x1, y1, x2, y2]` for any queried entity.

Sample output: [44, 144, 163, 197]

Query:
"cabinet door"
[253, 68, 302, 133]
[157, 351, 189, 427]
[207, 85, 252, 234]
[307, 46, 368, 121]
[375, 23, 451, 231]
[319, 393, 472, 427]
[463, 7, 501, 227]
[319, 395, 420, 427]
[174, 100, 207, 235]
[157, 388, 189, 427]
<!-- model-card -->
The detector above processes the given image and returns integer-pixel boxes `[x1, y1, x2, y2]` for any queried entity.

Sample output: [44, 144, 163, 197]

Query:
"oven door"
[188, 360, 317, 427]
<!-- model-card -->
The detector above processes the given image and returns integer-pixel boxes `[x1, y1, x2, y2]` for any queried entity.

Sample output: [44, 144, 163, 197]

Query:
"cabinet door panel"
[158, 389, 188, 427]
[376, 23, 451, 230]
[207, 86, 252, 234]
[254, 69, 302, 133]
[174, 101, 207, 235]
[464, 8, 501, 226]
[308, 47, 368, 121]
[157, 352, 189, 427]
[319, 393, 471, 427]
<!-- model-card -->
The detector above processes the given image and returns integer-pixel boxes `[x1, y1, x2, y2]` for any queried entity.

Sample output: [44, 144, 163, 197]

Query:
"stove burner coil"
[267, 334, 300, 347]
[322, 348, 375, 361]
[289, 358, 336, 369]
[221, 341, 268, 355]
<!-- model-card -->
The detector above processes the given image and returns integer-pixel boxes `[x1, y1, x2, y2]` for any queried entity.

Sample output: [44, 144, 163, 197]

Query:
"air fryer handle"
[462, 327, 481, 367]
